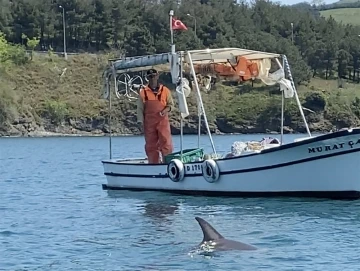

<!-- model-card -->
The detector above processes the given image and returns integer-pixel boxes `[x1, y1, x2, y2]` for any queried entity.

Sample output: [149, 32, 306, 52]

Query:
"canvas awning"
[108, 47, 281, 73]
[184, 48, 280, 64]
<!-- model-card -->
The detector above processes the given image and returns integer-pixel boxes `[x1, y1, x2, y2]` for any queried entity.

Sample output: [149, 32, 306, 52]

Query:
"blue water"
[1, 134, 360, 271]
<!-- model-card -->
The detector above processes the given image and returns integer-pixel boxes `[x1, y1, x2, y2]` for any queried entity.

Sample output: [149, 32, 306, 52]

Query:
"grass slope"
[336, 0, 360, 4]
[320, 8, 360, 25]
[1, 53, 360, 135]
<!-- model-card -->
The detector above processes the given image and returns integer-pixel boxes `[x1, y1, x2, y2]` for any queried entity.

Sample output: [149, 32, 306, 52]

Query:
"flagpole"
[169, 10, 183, 157]
[169, 10, 175, 53]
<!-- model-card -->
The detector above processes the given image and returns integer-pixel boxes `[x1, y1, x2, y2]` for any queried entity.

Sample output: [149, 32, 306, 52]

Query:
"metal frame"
[280, 57, 285, 145]
[187, 51, 217, 155]
[102, 48, 312, 160]
[276, 56, 311, 138]
[179, 52, 184, 157]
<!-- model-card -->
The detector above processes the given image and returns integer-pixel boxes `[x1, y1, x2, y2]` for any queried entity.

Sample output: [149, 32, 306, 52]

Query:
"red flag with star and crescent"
[171, 17, 188, 31]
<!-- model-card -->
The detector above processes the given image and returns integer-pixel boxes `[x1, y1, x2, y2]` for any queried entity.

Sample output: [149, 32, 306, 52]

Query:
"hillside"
[2, 0, 360, 137]
[320, 8, 360, 25]
[1, 52, 360, 137]
[319, 0, 360, 25]
[334, 0, 360, 3]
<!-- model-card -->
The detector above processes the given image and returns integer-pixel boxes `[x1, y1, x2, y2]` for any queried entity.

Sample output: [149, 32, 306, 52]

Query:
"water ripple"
[1, 135, 360, 270]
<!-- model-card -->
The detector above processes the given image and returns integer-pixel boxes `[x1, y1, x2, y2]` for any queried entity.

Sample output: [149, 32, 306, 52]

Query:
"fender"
[167, 159, 185, 182]
[201, 159, 220, 183]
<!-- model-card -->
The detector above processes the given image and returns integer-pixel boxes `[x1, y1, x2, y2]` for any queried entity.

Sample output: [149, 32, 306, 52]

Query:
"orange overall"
[139, 85, 174, 164]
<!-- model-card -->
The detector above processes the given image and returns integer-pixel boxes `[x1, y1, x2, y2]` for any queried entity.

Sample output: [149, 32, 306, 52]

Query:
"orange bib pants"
[142, 87, 173, 164]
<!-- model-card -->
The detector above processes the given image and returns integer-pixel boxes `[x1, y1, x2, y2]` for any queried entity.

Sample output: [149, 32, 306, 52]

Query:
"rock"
[102, 124, 110, 133]
[7, 126, 22, 137]
[12, 117, 32, 125]
[283, 126, 293, 133]
[69, 118, 76, 126]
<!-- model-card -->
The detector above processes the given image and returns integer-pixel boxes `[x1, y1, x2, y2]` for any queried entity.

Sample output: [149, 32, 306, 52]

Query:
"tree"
[0, 0, 360, 84]
[310, 0, 325, 7]
[23, 33, 40, 60]
[0, 31, 28, 66]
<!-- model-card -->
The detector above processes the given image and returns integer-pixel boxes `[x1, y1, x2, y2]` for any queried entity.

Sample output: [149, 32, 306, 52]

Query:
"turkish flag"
[171, 17, 188, 30]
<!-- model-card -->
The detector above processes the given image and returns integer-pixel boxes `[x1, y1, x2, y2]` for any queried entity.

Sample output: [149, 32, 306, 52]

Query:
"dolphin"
[195, 217, 257, 251]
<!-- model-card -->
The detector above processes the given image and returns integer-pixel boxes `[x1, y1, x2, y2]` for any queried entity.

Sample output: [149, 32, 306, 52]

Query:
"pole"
[108, 62, 117, 160]
[169, 10, 175, 53]
[187, 51, 216, 155]
[59, 5, 67, 60]
[108, 80, 112, 160]
[280, 57, 285, 145]
[180, 117, 183, 156]
[276, 56, 311, 137]
[280, 90, 284, 145]
[179, 52, 184, 157]
[187, 14, 197, 40]
[194, 18, 197, 39]
[280, 89, 284, 144]
[170, 10, 182, 157]
[198, 109, 201, 148]
[291, 22, 294, 44]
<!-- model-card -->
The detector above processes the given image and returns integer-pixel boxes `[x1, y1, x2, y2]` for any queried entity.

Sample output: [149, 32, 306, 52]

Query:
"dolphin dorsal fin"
[195, 217, 224, 241]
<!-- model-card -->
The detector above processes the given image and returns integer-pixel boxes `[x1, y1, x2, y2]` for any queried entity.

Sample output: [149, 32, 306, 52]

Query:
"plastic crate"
[164, 148, 204, 164]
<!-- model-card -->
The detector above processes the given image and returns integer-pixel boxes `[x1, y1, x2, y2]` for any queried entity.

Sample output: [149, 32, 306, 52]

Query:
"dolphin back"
[195, 217, 224, 242]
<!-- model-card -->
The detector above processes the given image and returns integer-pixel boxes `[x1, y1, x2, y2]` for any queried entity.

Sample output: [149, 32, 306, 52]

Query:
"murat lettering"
[308, 143, 344, 153]
[308, 138, 360, 153]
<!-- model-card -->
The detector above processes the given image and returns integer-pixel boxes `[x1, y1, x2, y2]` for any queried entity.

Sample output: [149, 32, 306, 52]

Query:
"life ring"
[202, 159, 220, 183]
[167, 159, 185, 182]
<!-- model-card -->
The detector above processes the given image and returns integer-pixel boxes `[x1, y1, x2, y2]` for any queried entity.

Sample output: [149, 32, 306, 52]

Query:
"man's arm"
[165, 88, 174, 113]
[136, 93, 144, 124]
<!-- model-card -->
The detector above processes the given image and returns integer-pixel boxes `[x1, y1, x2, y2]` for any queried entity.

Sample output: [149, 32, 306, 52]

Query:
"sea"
[1, 134, 360, 271]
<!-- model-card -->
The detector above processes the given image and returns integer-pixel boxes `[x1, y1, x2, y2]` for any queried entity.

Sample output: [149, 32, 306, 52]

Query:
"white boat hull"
[102, 129, 360, 199]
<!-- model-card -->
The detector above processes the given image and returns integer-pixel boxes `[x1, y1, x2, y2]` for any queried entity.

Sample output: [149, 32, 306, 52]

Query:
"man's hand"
[160, 106, 170, 116]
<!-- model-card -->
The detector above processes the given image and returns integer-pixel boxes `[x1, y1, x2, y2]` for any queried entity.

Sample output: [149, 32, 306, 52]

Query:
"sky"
[278, 0, 338, 5]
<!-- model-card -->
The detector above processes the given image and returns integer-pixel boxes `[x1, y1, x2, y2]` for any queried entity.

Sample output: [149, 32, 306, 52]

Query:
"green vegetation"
[201, 78, 360, 133]
[1, 47, 360, 135]
[320, 8, 360, 25]
[0, 51, 108, 124]
[318, 0, 360, 25]
[337, 0, 360, 3]
[1, 0, 360, 136]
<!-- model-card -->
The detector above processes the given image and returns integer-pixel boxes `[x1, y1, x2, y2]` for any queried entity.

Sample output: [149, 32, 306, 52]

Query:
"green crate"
[164, 148, 204, 164]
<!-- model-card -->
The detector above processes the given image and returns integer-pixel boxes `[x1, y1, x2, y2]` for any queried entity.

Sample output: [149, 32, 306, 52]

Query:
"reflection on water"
[106, 190, 360, 230]
[143, 203, 179, 221]
[107, 190, 179, 224]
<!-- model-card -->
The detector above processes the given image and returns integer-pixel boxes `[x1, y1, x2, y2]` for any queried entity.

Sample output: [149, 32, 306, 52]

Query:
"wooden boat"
[100, 47, 360, 199]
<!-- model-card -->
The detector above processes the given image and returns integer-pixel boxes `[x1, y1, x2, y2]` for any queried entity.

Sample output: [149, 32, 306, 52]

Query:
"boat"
[100, 13, 360, 200]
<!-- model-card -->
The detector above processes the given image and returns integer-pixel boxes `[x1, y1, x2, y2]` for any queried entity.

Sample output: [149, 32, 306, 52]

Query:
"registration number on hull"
[185, 164, 202, 174]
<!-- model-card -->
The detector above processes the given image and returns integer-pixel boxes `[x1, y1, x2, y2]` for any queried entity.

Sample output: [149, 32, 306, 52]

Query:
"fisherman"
[137, 69, 174, 164]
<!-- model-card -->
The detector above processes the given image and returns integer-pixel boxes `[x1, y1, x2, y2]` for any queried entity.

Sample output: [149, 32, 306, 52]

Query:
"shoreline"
[0, 130, 322, 139]
[0, 116, 331, 139]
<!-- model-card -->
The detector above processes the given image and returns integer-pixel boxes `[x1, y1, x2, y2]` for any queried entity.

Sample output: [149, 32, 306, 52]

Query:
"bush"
[0, 87, 18, 125]
[44, 100, 69, 124]
[351, 97, 360, 119]
[303, 92, 326, 112]
[0, 32, 28, 66]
